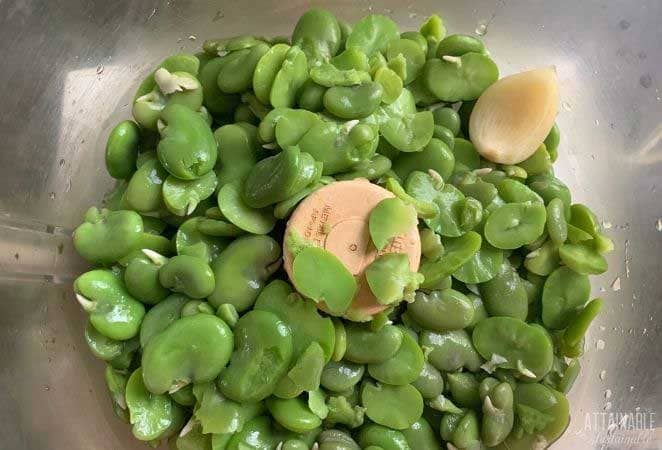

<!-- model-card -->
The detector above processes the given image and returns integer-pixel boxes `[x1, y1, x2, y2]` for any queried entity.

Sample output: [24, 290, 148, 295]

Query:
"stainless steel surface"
[0, 0, 660, 449]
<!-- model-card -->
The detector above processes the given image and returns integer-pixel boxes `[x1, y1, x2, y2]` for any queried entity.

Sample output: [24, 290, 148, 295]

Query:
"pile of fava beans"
[73, 8, 612, 450]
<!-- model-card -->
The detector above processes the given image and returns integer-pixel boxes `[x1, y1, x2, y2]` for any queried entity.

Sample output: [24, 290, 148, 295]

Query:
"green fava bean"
[297, 79, 326, 112]
[216, 42, 270, 94]
[124, 253, 170, 305]
[447, 372, 481, 409]
[225, 416, 282, 450]
[310, 63, 371, 87]
[243, 145, 319, 208]
[518, 144, 552, 176]
[542, 266, 591, 329]
[432, 124, 455, 149]
[142, 314, 233, 394]
[544, 123, 561, 162]
[269, 45, 309, 108]
[125, 368, 185, 441]
[298, 120, 379, 175]
[484, 201, 547, 249]
[267, 397, 322, 433]
[361, 381, 423, 430]
[479, 261, 528, 320]
[527, 174, 572, 219]
[321, 361, 365, 392]
[173, 423, 211, 450]
[473, 317, 554, 380]
[365, 253, 423, 305]
[497, 178, 543, 204]
[408, 289, 475, 331]
[498, 383, 569, 450]
[412, 362, 444, 399]
[84, 320, 124, 360]
[344, 323, 403, 364]
[214, 123, 259, 185]
[381, 110, 434, 152]
[192, 381, 264, 434]
[563, 298, 603, 348]
[124, 158, 168, 213]
[139, 294, 189, 347]
[158, 255, 215, 299]
[74, 269, 145, 340]
[255, 280, 335, 361]
[455, 175, 499, 208]
[157, 104, 217, 180]
[218, 310, 294, 402]
[405, 170, 465, 236]
[559, 242, 608, 275]
[217, 182, 276, 234]
[346, 14, 399, 57]
[73, 207, 143, 264]
[420, 329, 483, 372]
[359, 425, 410, 450]
[209, 235, 281, 311]
[325, 394, 365, 429]
[392, 137, 455, 182]
[331, 48, 370, 72]
[292, 9, 342, 64]
[452, 137, 481, 173]
[419, 228, 444, 261]
[374, 66, 404, 104]
[436, 34, 485, 57]
[324, 82, 383, 119]
[292, 246, 357, 315]
[423, 53, 498, 102]
[199, 57, 241, 117]
[106, 120, 140, 179]
[420, 14, 446, 41]
[175, 217, 229, 263]
[253, 44, 291, 103]
[432, 107, 461, 136]
[566, 223, 594, 244]
[368, 326, 424, 385]
[546, 197, 568, 245]
[453, 241, 504, 283]
[105, 365, 129, 421]
[386, 38, 426, 85]
[273, 341, 325, 397]
[400, 31, 428, 55]
[132, 89, 166, 131]
[336, 154, 392, 181]
[450, 410, 481, 449]
[332, 318, 347, 362]
[401, 417, 439, 450]
[317, 429, 361, 450]
[419, 231, 481, 288]
[163, 170, 217, 216]
[369, 198, 418, 251]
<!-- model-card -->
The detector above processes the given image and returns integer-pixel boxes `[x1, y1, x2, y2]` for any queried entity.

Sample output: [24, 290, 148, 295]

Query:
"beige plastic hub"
[284, 179, 421, 319]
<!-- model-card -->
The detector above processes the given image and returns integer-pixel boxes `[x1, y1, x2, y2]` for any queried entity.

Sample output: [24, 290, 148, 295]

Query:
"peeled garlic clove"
[469, 67, 559, 165]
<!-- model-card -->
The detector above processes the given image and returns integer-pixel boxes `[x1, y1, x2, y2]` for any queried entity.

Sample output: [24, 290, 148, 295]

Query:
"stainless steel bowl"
[0, 1, 660, 448]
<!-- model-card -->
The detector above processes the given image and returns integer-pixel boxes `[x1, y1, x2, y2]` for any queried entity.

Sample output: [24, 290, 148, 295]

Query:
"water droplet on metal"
[49, 192, 56, 200]
[475, 20, 488, 36]
[59, 158, 65, 167]
[96, 64, 104, 75]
